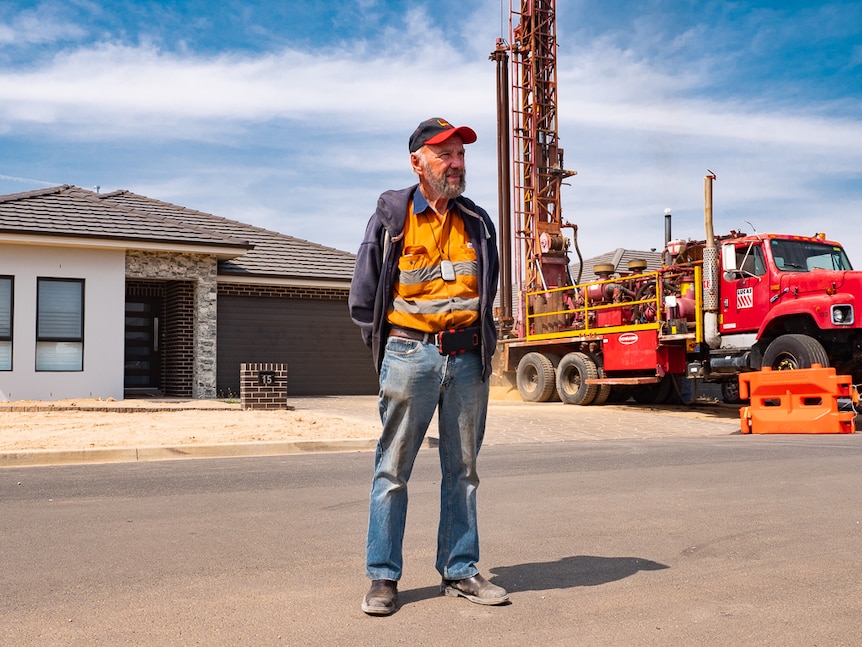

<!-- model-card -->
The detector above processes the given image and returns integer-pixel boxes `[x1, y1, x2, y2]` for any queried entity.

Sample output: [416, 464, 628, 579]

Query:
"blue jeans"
[366, 336, 489, 582]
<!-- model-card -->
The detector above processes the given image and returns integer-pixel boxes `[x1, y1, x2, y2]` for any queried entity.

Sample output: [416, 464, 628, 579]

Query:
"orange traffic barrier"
[738, 365, 857, 434]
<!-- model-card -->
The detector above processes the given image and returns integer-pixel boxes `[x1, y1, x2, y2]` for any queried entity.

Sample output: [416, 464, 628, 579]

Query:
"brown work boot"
[362, 579, 398, 615]
[441, 573, 509, 605]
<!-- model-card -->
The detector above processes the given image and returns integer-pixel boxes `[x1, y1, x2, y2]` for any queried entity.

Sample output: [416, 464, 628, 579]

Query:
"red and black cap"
[408, 118, 477, 153]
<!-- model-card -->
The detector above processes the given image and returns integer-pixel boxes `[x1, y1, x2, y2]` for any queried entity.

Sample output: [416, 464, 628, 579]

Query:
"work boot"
[362, 579, 398, 615]
[441, 573, 509, 605]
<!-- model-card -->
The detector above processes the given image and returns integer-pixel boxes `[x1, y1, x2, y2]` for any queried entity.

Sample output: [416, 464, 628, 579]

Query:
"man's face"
[412, 135, 466, 200]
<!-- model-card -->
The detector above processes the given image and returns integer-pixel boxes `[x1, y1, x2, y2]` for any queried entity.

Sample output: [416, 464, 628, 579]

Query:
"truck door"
[720, 243, 771, 334]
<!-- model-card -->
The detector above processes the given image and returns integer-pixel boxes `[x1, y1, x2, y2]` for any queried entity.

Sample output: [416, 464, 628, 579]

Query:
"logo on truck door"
[619, 333, 639, 345]
[736, 287, 753, 309]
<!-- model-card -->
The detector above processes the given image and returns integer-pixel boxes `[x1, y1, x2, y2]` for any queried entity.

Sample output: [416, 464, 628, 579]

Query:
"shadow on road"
[397, 585, 444, 608]
[490, 555, 669, 591]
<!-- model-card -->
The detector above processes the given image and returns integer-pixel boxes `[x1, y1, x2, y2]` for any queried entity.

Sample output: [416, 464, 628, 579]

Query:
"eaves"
[0, 231, 251, 261]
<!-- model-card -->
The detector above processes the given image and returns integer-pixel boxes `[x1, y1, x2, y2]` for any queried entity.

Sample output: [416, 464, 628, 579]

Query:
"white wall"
[0, 244, 126, 401]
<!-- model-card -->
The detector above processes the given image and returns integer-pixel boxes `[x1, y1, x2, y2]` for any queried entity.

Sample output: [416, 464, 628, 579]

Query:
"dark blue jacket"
[348, 184, 500, 381]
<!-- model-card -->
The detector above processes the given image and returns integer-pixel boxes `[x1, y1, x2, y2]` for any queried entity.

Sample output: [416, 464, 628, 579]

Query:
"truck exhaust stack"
[702, 172, 721, 349]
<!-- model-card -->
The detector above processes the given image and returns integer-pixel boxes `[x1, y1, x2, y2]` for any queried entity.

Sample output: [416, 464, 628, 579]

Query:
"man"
[349, 117, 507, 615]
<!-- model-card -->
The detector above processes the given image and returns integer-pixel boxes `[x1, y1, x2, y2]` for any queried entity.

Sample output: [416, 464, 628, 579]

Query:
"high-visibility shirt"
[387, 193, 479, 333]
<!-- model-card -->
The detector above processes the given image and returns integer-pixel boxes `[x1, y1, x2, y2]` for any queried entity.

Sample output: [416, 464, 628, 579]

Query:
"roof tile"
[98, 190, 356, 281]
[0, 185, 357, 282]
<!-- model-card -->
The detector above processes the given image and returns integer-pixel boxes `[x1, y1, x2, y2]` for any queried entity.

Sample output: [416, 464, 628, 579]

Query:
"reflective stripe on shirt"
[387, 197, 480, 332]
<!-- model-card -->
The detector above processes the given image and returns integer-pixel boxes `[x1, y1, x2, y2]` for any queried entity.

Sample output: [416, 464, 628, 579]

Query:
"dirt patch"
[0, 399, 379, 451]
[0, 391, 747, 453]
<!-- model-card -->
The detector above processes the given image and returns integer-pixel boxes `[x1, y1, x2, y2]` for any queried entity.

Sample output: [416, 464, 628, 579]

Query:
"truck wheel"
[721, 379, 746, 405]
[592, 384, 612, 405]
[556, 352, 599, 405]
[516, 352, 558, 402]
[762, 334, 829, 372]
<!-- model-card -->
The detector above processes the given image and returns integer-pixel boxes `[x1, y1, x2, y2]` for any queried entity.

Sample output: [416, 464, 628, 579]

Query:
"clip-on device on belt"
[436, 326, 481, 356]
[391, 326, 481, 356]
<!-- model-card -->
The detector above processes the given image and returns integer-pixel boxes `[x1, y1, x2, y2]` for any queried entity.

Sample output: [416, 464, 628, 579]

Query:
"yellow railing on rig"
[524, 265, 703, 343]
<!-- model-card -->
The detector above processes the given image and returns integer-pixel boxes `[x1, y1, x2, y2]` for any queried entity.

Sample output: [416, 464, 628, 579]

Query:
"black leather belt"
[388, 326, 482, 357]
[388, 326, 440, 344]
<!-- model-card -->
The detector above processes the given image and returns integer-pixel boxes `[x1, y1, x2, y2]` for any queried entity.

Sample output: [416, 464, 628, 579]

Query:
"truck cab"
[718, 233, 862, 380]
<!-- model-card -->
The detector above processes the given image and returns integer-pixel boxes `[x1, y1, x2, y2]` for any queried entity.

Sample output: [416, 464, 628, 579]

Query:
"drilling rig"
[491, 0, 577, 341]
[491, 0, 862, 406]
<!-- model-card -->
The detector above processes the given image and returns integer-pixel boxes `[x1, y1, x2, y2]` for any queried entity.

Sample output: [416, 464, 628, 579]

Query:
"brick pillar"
[240, 362, 288, 410]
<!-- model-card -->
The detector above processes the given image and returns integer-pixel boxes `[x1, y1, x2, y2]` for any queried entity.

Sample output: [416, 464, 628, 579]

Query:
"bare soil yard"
[0, 398, 379, 451]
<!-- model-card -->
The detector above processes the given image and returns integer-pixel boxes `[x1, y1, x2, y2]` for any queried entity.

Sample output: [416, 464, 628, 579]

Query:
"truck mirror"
[721, 243, 738, 273]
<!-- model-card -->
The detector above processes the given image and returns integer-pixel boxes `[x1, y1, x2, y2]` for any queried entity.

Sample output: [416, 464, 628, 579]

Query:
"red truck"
[491, 2, 858, 405]
[496, 174, 862, 405]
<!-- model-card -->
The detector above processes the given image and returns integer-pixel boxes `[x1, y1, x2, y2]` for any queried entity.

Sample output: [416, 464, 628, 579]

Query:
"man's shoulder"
[371, 185, 417, 240]
[379, 185, 417, 205]
[455, 195, 492, 223]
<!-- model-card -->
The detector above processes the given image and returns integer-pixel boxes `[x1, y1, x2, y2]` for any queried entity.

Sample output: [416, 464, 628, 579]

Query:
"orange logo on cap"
[436, 119, 451, 127]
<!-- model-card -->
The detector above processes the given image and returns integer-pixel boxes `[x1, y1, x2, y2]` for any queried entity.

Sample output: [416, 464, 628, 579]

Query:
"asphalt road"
[2, 435, 861, 646]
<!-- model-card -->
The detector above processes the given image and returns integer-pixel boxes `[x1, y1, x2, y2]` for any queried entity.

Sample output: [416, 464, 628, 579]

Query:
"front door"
[720, 242, 770, 334]
[124, 297, 162, 391]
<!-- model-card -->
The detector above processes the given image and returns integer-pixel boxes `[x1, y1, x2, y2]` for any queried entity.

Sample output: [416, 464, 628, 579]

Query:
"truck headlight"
[831, 304, 854, 325]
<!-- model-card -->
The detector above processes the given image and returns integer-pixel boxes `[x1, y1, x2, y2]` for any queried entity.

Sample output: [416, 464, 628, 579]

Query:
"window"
[0, 276, 11, 370]
[770, 239, 853, 272]
[36, 278, 84, 371]
[736, 245, 766, 277]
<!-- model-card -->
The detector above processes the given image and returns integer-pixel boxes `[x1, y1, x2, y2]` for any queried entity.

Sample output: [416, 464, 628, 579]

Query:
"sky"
[1, 0, 861, 265]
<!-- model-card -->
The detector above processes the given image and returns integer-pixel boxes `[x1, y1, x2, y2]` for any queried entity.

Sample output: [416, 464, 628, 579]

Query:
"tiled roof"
[98, 190, 356, 281]
[0, 185, 357, 283]
[570, 247, 663, 282]
[0, 185, 250, 253]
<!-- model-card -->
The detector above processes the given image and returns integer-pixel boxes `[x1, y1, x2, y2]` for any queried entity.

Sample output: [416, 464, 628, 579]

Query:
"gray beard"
[440, 176, 466, 199]
[423, 160, 466, 199]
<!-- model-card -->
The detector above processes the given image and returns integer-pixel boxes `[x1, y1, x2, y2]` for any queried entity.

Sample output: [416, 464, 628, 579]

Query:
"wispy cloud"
[0, 173, 58, 186]
[0, 4, 87, 46]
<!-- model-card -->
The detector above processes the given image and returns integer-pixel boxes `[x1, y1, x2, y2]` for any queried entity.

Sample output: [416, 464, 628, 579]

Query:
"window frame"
[35, 277, 85, 372]
[0, 275, 12, 371]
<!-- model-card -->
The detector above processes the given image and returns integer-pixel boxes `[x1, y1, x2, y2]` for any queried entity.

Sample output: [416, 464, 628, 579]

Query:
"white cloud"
[1, 5, 860, 265]
[0, 37, 495, 140]
[0, 2, 87, 46]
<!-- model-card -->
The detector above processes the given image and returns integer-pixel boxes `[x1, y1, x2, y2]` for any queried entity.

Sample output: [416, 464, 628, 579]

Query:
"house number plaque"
[258, 370, 276, 386]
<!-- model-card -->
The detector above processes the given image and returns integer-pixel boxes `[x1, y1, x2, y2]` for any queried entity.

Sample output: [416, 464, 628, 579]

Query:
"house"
[0, 185, 378, 401]
[570, 247, 663, 283]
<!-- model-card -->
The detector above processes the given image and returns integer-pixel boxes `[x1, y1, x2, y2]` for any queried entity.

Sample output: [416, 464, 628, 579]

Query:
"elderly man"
[349, 117, 507, 615]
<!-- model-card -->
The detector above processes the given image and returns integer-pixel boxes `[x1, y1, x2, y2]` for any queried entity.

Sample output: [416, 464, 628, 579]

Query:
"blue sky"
[2, 0, 861, 264]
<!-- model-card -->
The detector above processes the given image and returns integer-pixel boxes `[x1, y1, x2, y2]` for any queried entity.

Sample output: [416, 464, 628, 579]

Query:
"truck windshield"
[769, 239, 853, 272]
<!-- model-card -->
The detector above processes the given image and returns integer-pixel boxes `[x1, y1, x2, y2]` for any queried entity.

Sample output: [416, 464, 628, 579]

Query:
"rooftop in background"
[571, 248, 664, 282]
[0, 185, 356, 282]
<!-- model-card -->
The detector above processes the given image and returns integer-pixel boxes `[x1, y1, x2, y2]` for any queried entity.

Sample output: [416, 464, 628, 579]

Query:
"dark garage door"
[217, 295, 378, 397]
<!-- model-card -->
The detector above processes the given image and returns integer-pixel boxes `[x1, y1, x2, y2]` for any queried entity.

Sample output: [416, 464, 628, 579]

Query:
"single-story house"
[0, 185, 378, 401]
[570, 247, 663, 283]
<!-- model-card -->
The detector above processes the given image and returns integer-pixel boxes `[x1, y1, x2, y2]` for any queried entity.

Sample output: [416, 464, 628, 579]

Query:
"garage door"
[217, 295, 378, 396]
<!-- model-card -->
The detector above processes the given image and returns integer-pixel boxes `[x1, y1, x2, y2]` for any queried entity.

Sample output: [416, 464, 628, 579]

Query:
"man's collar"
[413, 188, 453, 215]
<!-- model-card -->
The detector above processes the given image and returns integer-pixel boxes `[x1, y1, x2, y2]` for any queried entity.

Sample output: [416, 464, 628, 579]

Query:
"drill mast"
[497, 0, 576, 337]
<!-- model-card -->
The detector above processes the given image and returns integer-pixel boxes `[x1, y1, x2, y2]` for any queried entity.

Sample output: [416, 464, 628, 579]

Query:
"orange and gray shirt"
[386, 191, 479, 333]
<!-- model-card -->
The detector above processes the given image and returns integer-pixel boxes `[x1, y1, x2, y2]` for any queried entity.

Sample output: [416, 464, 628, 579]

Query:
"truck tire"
[592, 384, 612, 405]
[516, 352, 558, 402]
[721, 379, 746, 405]
[556, 352, 599, 405]
[762, 334, 829, 372]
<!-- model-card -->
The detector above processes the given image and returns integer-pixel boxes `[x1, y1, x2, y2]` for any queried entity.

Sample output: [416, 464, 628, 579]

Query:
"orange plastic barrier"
[738, 365, 857, 434]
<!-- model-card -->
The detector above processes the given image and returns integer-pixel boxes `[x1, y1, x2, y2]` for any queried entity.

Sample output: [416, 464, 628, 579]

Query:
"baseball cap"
[409, 118, 477, 153]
